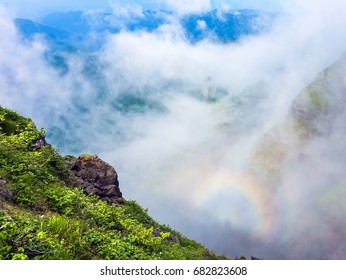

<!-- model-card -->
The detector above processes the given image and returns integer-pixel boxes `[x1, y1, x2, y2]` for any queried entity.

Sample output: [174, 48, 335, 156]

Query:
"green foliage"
[305, 86, 328, 113]
[0, 106, 227, 260]
[0, 108, 32, 136]
[12, 172, 42, 208]
[85, 200, 123, 230]
[0, 211, 18, 259]
[12, 249, 29, 260]
[117, 209, 162, 251]
[122, 200, 157, 228]
[44, 183, 87, 215]
[79, 154, 93, 159]
[85, 228, 151, 260]
[40, 146, 70, 181]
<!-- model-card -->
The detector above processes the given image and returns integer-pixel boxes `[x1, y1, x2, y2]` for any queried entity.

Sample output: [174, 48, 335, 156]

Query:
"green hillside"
[0, 106, 228, 260]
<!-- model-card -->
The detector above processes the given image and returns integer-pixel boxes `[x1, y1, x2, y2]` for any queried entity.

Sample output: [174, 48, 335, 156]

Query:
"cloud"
[94, 1, 346, 258]
[163, 0, 212, 15]
[2, 0, 346, 259]
[196, 20, 207, 30]
[0, 0, 111, 18]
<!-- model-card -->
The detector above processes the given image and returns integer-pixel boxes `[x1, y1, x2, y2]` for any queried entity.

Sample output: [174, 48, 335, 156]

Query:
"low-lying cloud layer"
[1, 0, 346, 259]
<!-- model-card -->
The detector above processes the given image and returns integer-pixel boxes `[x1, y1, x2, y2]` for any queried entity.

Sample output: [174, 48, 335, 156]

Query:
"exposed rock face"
[30, 137, 49, 150]
[29, 121, 50, 150]
[25, 124, 124, 205]
[152, 227, 180, 243]
[65, 155, 123, 205]
[0, 176, 12, 202]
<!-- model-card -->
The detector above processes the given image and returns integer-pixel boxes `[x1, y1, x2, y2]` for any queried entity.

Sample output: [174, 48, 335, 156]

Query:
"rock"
[0, 176, 12, 202]
[0, 176, 6, 185]
[84, 185, 100, 195]
[65, 154, 123, 204]
[30, 137, 49, 150]
[152, 227, 180, 243]
[152, 227, 161, 237]
[98, 184, 119, 197]
[64, 155, 77, 170]
[166, 234, 180, 244]
[109, 196, 125, 205]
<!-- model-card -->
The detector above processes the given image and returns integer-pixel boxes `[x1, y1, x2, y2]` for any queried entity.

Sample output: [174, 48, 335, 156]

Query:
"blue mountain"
[14, 9, 276, 52]
[14, 18, 80, 52]
[14, 18, 71, 40]
[40, 10, 167, 34]
[182, 9, 276, 43]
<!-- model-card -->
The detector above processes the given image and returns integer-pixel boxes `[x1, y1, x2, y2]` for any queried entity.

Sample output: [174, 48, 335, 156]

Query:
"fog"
[1, 0, 346, 259]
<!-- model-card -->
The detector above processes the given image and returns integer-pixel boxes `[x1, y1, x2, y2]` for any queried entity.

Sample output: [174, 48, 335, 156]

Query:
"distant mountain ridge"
[182, 9, 275, 43]
[14, 18, 78, 52]
[14, 9, 276, 51]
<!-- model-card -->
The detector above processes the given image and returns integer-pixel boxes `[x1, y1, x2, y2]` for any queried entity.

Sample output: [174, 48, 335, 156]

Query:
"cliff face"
[0, 107, 226, 260]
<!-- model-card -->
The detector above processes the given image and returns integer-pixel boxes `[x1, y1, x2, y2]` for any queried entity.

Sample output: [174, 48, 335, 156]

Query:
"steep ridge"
[253, 56, 346, 185]
[249, 56, 346, 258]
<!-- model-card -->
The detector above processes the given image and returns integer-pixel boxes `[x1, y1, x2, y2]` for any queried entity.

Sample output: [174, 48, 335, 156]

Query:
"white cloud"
[212, 0, 281, 12]
[163, 0, 212, 15]
[196, 20, 207, 30]
[92, 1, 346, 259]
[0, 0, 110, 18]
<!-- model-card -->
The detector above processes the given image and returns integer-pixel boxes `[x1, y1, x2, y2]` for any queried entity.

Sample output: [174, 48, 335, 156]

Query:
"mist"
[1, 0, 346, 259]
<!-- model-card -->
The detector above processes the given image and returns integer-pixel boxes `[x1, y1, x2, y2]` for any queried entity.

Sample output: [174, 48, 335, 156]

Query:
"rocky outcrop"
[30, 137, 49, 150]
[152, 227, 180, 243]
[65, 154, 124, 205]
[0, 176, 12, 202]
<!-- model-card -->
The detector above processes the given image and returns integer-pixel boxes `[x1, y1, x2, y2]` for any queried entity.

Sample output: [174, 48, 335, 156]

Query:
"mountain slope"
[0, 106, 228, 260]
[253, 56, 346, 184]
[14, 18, 79, 53]
[250, 56, 346, 259]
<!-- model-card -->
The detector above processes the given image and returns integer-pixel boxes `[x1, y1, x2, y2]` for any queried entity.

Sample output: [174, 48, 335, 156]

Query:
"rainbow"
[162, 159, 276, 238]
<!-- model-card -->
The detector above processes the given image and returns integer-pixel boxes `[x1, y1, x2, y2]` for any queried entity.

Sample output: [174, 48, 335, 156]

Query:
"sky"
[1, 0, 346, 260]
[0, 0, 281, 18]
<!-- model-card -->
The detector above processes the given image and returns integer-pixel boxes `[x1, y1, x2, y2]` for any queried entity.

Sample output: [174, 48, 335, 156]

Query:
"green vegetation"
[0, 106, 227, 260]
[305, 88, 328, 113]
